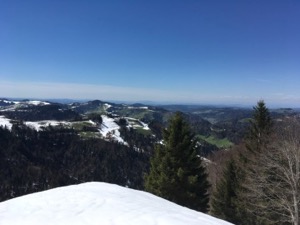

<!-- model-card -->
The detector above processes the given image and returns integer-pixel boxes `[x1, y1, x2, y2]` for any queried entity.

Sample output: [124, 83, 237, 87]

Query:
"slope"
[0, 182, 233, 225]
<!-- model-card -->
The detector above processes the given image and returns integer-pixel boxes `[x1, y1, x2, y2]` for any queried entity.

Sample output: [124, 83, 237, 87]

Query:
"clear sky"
[0, 0, 299, 107]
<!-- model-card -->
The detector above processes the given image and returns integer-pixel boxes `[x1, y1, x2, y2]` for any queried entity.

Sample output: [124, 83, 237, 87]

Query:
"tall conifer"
[144, 112, 210, 212]
[246, 100, 273, 153]
[211, 159, 245, 224]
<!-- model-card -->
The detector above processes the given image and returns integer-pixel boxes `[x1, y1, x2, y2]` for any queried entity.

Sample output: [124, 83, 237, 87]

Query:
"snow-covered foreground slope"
[0, 182, 233, 225]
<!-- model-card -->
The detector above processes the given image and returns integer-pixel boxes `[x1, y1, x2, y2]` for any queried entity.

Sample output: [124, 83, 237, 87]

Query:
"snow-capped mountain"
[0, 182, 233, 225]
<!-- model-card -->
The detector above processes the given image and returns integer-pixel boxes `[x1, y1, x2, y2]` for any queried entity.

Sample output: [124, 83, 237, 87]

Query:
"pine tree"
[144, 112, 210, 212]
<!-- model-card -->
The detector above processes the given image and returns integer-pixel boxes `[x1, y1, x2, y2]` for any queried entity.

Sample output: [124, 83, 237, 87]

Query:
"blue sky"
[0, 0, 299, 107]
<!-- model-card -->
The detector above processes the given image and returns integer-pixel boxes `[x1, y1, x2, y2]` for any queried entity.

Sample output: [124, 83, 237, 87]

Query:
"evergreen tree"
[237, 100, 274, 224]
[211, 158, 247, 224]
[246, 100, 272, 153]
[144, 112, 210, 212]
[211, 101, 274, 225]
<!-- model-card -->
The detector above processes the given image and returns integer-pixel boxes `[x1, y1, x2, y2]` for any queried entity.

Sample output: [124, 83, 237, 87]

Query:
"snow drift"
[0, 182, 233, 225]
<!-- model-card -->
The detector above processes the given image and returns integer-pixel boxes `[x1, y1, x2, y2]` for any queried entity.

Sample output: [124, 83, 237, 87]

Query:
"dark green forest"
[0, 124, 149, 202]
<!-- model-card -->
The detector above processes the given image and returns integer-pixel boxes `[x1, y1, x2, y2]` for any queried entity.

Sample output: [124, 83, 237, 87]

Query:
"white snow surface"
[25, 120, 70, 131]
[104, 103, 112, 109]
[0, 116, 12, 130]
[100, 115, 128, 145]
[140, 121, 150, 130]
[26, 100, 50, 106]
[0, 182, 233, 225]
[125, 117, 150, 130]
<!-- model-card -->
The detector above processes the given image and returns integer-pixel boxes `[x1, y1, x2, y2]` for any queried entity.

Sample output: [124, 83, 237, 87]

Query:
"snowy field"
[26, 100, 50, 106]
[0, 100, 50, 111]
[99, 115, 128, 145]
[25, 120, 71, 131]
[125, 117, 150, 130]
[0, 115, 12, 130]
[0, 182, 233, 225]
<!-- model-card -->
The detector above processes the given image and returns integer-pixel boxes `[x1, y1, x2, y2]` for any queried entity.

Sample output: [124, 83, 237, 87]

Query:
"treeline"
[2, 104, 81, 121]
[209, 101, 300, 225]
[0, 124, 149, 202]
[143, 101, 300, 225]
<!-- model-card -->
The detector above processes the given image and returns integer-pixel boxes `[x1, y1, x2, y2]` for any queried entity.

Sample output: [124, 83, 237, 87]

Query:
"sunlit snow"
[104, 103, 112, 109]
[140, 121, 150, 130]
[125, 117, 150, 130]
[26, 100, 50, 106]
[0, 115, 13, 130]
[25, 121, 71, 131]
[0, 182, 233, 225]
[127, 106, 149, 110]
[100, 115, 128, 145]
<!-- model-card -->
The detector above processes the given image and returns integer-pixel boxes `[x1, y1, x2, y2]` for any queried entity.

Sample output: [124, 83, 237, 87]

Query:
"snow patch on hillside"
[0, 100, 50, 112]
[104, 103, 112, 110]
[0, 182, 233, 225]
[125, 117, 150, 130]
[26, 100, 50, 106]
[127, 106, 148, 110]
[1, 100, 20, 105]
[100, 115, 128, 145]
[25, 121, 71, 131]
[0, 116, 13, 130]
[140, 121, 150, 130]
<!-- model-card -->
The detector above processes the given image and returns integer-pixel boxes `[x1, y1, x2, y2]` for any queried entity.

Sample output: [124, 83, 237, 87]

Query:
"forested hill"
[0, 98, 299, 202]
[1, 99, 298, 152]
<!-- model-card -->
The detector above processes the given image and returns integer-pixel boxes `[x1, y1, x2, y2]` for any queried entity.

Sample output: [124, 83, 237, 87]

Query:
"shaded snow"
[100, 115, 128, 145]
[0, 182, 233, 225]
[0, 116, 13, 130]
[201, 157, 213, 164]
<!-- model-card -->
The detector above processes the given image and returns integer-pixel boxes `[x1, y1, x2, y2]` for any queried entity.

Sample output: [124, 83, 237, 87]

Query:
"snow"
[140, 121, 150, 130]
[125, 117, 150, 130]
[0, 100, 50, 112]
[100, 115, 128, 145]
[104, 103, 112, 109]
[25, 121, 70, 131]
[127, 106, 148, 110]
[0, 182, 233, 225]
[0, 115, 13, 130]
[88, 119, 96, 125]
[27, 100, 50, 106]
[2, 100, 16, 104]
[200, 157, 213, 166]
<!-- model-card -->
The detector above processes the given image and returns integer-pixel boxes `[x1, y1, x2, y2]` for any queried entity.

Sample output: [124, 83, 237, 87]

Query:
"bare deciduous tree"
[243, 118, 300, 225]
